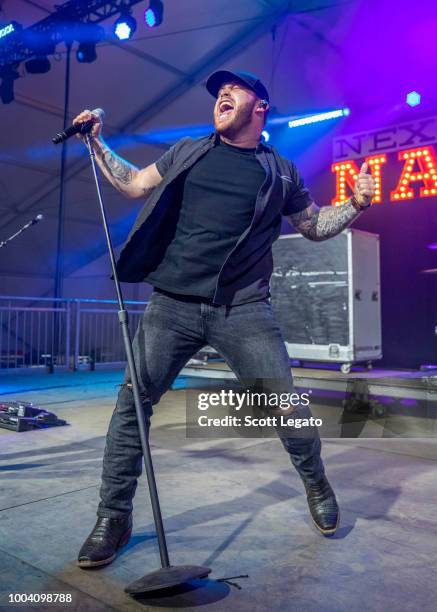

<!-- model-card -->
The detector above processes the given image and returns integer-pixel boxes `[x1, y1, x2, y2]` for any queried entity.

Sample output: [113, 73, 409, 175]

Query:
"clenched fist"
[354, 162, 376, 207]
[72, 108, 103, 141]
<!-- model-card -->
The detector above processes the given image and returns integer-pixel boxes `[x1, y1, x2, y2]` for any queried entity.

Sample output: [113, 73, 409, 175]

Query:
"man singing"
[73, 70, 375, 568]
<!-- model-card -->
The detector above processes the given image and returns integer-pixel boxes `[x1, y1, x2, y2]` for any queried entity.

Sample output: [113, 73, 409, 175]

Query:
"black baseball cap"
[206, 70, 270, 103]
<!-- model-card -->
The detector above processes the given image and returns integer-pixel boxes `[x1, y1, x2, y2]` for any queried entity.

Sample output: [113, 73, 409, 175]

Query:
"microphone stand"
[0, 216, 43, 249]
[84, 133, 211, 595]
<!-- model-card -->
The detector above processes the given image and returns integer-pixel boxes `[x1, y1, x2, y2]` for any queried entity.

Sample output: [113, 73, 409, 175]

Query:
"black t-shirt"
[145, 139, 266, 298]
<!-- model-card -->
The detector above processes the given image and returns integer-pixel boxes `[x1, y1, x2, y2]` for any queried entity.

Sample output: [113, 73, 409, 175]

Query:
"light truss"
[0, 0, 145, 69]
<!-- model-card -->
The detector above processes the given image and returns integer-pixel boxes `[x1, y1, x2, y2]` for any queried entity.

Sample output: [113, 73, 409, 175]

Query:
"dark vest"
[115, 132, 310, 305]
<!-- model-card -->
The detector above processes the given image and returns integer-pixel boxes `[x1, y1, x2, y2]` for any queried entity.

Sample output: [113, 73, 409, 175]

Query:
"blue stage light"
[0, 21, 21, 40]
[144, 9, 156, 28]
[145, 1, 164, 28]
[75, 24, 104, 63]
[77, 42, 97, 63]
[261, 130, 270, 142]
[114, 13, 137, 41]
[288, 108, 350, 128]
[114, 22, 132, 41]
[406, 91, 421, 107]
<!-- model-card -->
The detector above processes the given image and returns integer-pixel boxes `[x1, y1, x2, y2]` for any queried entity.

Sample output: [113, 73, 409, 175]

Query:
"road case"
[271, 229, 382, 373]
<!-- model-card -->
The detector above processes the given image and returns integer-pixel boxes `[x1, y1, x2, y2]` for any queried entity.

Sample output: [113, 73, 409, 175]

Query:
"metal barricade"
[0, 296, 71, 370]
[73, 299, 147, 369]
[0, 296, 148, 372]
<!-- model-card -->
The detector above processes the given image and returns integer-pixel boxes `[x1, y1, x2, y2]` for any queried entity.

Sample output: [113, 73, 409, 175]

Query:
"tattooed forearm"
[288, 199, 361, 241]
[89, 137, 163, 199]
[94, 139, 138, 185]
[101, 150, 133, 184]
[313, 200, 361, 240]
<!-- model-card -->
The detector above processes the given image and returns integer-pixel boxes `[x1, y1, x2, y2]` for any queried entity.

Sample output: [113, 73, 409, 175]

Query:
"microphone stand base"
[125, 565, 212, 595]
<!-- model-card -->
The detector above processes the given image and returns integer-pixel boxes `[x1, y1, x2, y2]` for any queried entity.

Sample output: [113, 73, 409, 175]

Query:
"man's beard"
[214, 99, 256, 138]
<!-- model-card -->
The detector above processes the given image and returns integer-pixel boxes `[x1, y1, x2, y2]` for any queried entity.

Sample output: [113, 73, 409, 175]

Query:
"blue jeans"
[98, 290, 326, 518]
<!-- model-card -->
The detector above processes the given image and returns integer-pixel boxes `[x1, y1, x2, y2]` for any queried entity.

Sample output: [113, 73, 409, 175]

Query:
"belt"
[153, 287, 215, 304]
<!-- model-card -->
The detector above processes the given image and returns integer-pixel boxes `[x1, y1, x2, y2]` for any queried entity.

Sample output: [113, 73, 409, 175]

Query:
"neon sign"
[333, 116, 437, 161]
[331, 146, 437, 206]
[391, 148, 437, 200]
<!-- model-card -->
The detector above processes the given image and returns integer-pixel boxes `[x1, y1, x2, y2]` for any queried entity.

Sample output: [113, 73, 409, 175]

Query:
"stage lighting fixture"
[0, 67, 19, 104]
[0, 21, 22, 41]
[25, 56, 51, 74]
[75, 24, 104, 63]
[288, 108, 350, 128]
[145, 0, 164, 28]
[114, 12, 137, 40]
[261, 130, 270, 142]
[406, 91, 421, 107]
[76, 42, 97, 63]
[24, 35, 56, 74]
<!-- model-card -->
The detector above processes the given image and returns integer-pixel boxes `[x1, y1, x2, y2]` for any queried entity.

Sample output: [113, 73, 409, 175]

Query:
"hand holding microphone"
[52, 108, 105, 144]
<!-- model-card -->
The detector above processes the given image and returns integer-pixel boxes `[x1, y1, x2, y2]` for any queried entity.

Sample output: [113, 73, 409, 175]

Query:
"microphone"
[52, 108, 105, 145]
[0, 214, 44, 249]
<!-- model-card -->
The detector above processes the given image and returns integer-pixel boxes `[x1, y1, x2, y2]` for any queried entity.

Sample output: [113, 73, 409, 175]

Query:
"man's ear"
[255, 99, 269, 120]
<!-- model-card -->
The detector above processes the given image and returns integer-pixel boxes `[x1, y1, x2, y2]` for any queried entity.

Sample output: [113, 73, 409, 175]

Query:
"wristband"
[350, 195, 371, 211]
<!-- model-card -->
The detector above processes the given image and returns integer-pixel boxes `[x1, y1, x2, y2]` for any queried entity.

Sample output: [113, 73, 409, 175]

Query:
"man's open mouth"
[218, 100, 235, 120]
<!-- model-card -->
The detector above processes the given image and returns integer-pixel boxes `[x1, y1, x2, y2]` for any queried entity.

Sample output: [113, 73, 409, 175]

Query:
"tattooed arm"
[286, 199, 362, 241]
[72, 109, 163, 199]
[92, 138, 163, 199]
[285, 161, 375, 240]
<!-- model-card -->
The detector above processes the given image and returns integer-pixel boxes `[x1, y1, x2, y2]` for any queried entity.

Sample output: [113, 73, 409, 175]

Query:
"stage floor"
[1, 368, 437, 611]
